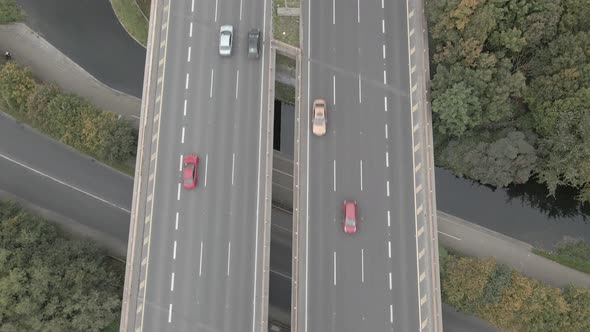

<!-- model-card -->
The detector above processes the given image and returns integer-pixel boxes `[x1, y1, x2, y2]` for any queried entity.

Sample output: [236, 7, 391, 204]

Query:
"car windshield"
[313, 118, 325, 125]
[221, 34, 230, 46]
[183, 176, 193, 184]
[345, 218, 355, 227]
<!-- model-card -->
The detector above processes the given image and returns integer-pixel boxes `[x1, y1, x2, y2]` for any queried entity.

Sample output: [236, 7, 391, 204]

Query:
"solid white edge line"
[210, 69, 214, 98]
[170, 272, 175, 291]
[187, 46, 191, 62]
[199, 241, 204, 276]
[185, 73, 189, 89]
[361, 248, 364, 283]
[405, 0, 424, 325]
[204, 154, 208, 187]
[179, 154, 183, 171]
[183, 99, 187, 116]
[177, 183, 181, 200]
[236, 70, 240, 99]
[333, 251, 337, 285]
[173, 240, 177, 260]
[0, 153, 131, 213]
[227, 242, 231, 276]
[253, 0, 268, 327]
[181, 127, 185, 144]
[175, 212, 179, 230]
[168, 303, 173, 323]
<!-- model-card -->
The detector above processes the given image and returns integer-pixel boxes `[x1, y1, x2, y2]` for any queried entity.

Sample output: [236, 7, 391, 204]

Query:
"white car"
[219, 25, 233, 56]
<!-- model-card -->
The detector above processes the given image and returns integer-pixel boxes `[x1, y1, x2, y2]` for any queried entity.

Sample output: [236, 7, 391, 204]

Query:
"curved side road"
[0, 24, 141, 129]
[15, 0, 146, 97]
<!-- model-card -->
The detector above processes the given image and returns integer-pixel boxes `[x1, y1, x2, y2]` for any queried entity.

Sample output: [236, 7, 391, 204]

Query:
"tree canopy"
[427, 0, 590, 203]
[0, 200, 122, 331]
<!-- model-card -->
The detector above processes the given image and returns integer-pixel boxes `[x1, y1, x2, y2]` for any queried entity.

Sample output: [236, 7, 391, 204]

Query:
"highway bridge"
[292, 0, 442, 330]
[120, 0, 274, 330]
[121, 0, 442, 330]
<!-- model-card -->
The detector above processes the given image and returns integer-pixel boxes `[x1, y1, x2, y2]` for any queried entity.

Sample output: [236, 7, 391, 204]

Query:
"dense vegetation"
[426, 0, 590, 203]
[534, 240, 590, 275]
[440, 247, 590, 331]
[0, 62, 137, 164]
[0, 200, 122, 331]
[0, 0, 23, 23]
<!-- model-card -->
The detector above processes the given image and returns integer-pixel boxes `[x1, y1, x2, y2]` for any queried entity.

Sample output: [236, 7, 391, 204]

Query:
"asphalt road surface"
[15, 0, 146, 97]
[298, 0, 421, 330]
[0, 113, 132, 253]
[139, 0, 271, 331]
[0, 109, 501, 330]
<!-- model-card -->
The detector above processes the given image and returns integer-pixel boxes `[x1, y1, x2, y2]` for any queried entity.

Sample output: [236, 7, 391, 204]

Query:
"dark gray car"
[248, 29, 261, 58]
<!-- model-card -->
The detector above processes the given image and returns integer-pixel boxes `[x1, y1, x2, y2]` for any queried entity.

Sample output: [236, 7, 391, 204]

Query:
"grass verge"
[273, 1, 300, 47]
[0, 0, 24, 23]
[135, 0, 151, 18]
[275, 81, 295, 105]
[533, 240, 590, 275]
[111, 0, 149, 46]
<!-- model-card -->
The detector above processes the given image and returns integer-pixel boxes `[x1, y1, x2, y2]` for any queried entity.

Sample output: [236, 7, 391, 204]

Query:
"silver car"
[219, 25, 233, 56]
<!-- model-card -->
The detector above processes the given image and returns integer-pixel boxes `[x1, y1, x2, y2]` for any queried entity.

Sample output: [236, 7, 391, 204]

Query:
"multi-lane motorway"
[297, 0, 434, 330]
[0, 105, 501, 330]
[131, 0, 272, 330]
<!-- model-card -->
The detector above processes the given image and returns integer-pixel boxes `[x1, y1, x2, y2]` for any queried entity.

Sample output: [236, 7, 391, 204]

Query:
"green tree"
[437, 130, 537, 187]
[432, 82, 481, 137]
[0, 201, 122, 331]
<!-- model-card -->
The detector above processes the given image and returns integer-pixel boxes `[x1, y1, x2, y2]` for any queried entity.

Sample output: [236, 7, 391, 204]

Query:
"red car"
[182, 154, 199, 189]
[343, 200, 357, 234]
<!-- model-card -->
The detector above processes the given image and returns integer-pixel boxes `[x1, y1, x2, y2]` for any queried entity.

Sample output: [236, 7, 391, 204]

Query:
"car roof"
[345, 201, 355, 217]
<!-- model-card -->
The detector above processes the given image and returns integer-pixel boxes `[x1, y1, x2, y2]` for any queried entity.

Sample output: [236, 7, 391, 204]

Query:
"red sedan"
[343, 200, 357, 234]
[182, 154, 199, 189]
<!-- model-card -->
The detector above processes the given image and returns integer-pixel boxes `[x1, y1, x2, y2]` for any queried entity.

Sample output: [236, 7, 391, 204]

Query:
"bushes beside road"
[440, 247, 590, 331]
[0, 200, 123, 331]
[0, 61, 137, 166]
